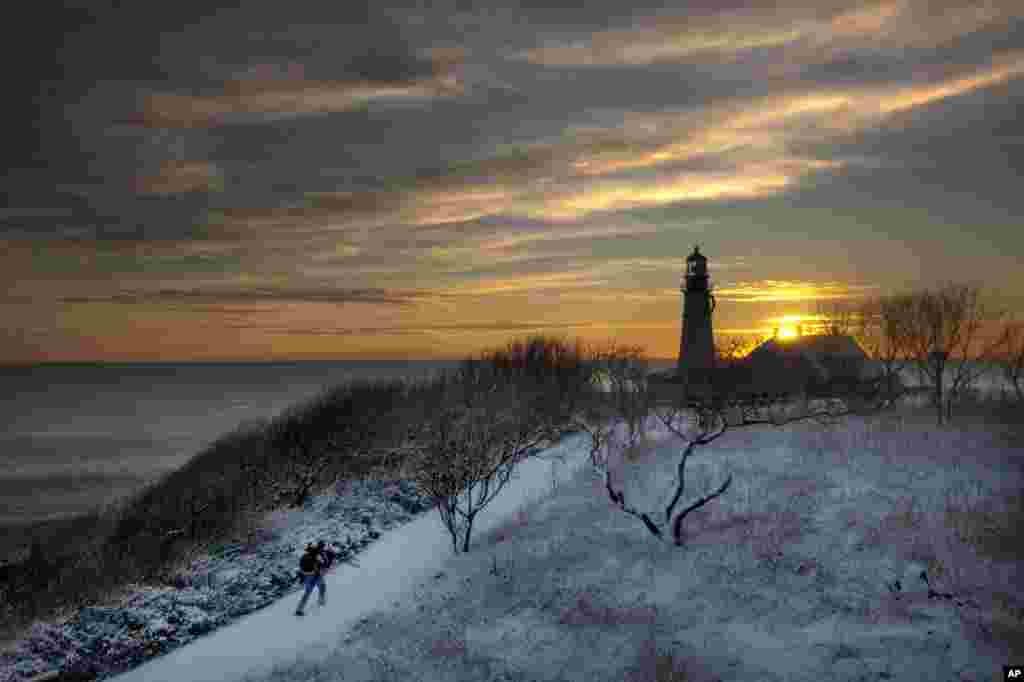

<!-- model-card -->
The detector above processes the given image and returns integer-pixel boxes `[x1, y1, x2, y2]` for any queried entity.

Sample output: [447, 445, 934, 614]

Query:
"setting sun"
[769, 314, 810, 340]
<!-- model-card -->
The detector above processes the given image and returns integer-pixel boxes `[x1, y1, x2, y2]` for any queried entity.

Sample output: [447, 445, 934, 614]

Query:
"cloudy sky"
[3, 0, 1022, 362]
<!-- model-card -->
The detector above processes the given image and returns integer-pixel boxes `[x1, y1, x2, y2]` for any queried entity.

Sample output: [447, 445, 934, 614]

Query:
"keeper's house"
[743, 334, 873, 396]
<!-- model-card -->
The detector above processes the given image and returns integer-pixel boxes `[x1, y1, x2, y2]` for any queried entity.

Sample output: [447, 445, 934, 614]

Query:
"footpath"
[1, 479, 434, 682]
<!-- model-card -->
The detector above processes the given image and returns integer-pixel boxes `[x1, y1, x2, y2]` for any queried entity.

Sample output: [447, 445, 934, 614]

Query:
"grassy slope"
[240, 407, 1023, 682]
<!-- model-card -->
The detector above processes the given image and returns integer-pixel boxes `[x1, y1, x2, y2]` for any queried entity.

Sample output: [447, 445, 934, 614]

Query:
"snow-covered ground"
[5, 407, 1021, 682]
[105, 435, 589, 682]
[224, 414, 1018, 682]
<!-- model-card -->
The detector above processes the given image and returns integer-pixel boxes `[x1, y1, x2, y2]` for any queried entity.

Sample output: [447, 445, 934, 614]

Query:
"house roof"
[749, 334, 866, 360]
[744, 334, 867, 383]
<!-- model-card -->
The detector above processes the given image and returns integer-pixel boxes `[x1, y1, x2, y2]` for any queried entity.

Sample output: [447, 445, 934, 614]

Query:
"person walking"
[294, 543, 327, 616]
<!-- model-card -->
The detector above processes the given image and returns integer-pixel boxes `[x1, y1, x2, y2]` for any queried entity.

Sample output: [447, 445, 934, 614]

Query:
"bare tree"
[857, 294, 915, 400]
[996, 320, 1024, 404]
[815, 300, 860, 336]
[579, 345, 893, 546]
[260, 380, 407, 507]
[400, 376, 558, 553]
[478, 335, 595, 430]
[585, 340, 652, 443]
[714, 335, 749, 367]
[263, 407, 335, 508]
[902, 283, 1004, 424]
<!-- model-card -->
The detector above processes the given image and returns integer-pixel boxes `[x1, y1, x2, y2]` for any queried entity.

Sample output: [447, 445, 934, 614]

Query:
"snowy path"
[112, 434, 592, 682]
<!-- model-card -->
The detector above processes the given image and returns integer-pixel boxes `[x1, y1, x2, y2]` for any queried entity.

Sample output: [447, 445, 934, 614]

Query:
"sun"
[778, 325, 799, 339]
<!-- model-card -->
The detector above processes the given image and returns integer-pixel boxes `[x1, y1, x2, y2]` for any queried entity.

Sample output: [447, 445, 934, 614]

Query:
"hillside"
[22, 407, 1015, 682]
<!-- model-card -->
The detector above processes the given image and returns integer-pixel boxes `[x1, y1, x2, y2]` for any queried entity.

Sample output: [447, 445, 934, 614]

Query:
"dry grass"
[488, 510, 531, 545]
[427, 636, 468, 658]
[624, 636, 727, 682]
[557, 591, 659, 627]
[794, 404, 1024, 664]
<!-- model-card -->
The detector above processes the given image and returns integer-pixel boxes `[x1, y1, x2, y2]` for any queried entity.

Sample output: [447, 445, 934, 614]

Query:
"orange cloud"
[518, 1, 1019, 66]
[441, 270, 608, 296]
[714, 280, 878, 303]
[133, 160, 223, 195]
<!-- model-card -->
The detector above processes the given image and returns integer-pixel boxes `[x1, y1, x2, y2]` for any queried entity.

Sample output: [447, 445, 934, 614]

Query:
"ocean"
[0, 361, 461, 530]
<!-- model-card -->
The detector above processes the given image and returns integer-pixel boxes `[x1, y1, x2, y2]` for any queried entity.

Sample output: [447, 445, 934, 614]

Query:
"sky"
[2, 0, 1023, 362]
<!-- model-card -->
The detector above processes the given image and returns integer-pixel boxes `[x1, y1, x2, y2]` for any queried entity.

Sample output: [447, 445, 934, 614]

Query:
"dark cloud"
[804, 52, 910, 84]
[343, 50, 436, 83]
[222, 320, 596, 335]
[791, 75, 1024, 223]
[52, 287, 429, 307]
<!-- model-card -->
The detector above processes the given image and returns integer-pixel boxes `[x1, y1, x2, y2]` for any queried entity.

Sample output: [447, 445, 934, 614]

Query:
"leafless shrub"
[578, 340, 894, 546]
[897, 283, 1005, 424]
[995, 321, 1024, 405]
[815, 299, 861, 337]
[474, 334, 595, 429]
[857, 294, 915, 401]
[259, 379, 411, 508]
[399, 374, 558, 554]
[571, 341, 650, 468]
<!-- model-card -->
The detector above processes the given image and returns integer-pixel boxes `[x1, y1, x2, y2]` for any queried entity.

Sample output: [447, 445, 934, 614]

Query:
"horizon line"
[0, 357, 684, 367]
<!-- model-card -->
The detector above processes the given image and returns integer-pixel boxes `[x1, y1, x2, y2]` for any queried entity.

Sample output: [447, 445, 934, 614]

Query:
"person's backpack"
[299, 552, 318, 573]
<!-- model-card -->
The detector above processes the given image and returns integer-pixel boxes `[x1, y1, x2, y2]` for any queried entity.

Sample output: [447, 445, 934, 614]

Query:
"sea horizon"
[1, 357, 680, 368]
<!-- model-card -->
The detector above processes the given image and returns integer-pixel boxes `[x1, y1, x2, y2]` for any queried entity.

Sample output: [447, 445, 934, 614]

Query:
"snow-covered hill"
[5, 412, 1020, 682]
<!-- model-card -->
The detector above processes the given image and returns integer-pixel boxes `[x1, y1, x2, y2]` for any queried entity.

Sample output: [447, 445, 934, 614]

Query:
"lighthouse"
[676, 245, 716, 390]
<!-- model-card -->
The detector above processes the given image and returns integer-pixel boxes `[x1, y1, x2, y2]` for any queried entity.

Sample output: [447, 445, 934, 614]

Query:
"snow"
[7, 405, 1022, 682]
[215, 414, 1016, 682]
[108, 435, 591, 682]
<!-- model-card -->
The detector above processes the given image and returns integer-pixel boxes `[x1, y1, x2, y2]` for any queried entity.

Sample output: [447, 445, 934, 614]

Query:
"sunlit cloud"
[538, 159, 841, 219]
[877, 53, 1024, 114]
[564, 53, 1024, 176]
[715, 280, 879, 303]
[200, 49, 1024, 244]
[436, 257, 698, 298]
[766, 313, 823, 325]
[474, 222, 661, 250]
[133, 160, 224, 195]
[441, 270, 608, 296]
[517, 1, 1019, 67]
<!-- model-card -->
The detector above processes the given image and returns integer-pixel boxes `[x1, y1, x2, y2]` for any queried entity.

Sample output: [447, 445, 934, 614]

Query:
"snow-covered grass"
[229, 408, 1022, 682]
